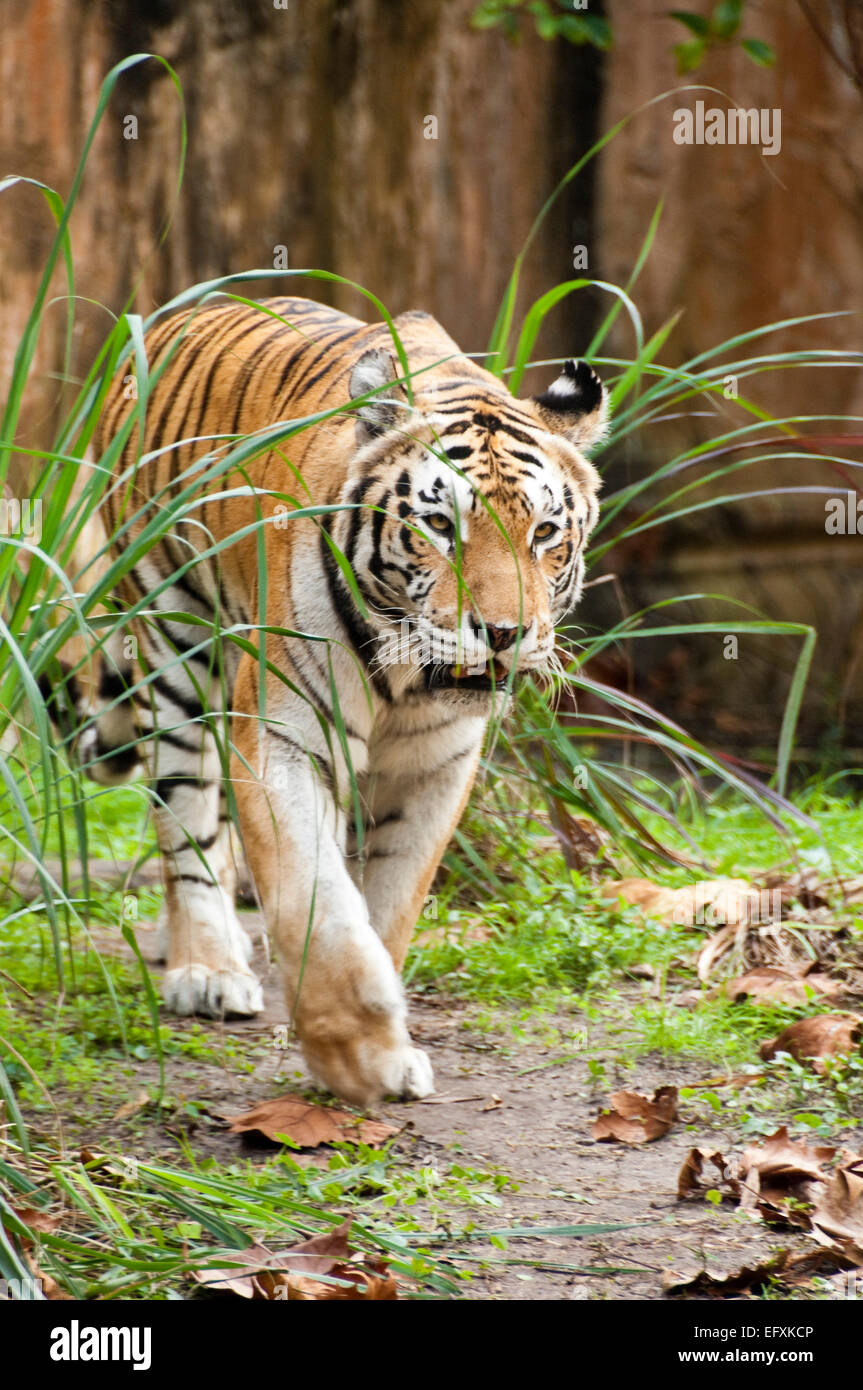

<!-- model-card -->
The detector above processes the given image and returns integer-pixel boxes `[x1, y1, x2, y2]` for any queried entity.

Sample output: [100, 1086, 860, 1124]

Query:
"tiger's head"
[338, 348, 607, 696]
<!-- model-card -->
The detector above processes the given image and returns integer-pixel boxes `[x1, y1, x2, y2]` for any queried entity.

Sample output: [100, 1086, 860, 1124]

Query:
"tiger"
[64, 295, 607, 1107]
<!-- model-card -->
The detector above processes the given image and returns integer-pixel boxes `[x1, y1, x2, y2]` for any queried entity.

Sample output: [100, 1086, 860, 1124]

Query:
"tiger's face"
[340, 352, 607, 694]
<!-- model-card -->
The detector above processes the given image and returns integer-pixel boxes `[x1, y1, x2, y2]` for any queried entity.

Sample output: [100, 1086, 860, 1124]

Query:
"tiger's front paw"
[288, 919, 434, 1106]
[377, 1042, 435, 1101]
[303, 1031, 435, 1108]
[163, 963, 264, 1018]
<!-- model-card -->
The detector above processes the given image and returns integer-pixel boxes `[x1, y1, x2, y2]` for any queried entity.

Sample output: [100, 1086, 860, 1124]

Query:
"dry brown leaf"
[673, 988, 706, 1009]
[782, 1244, 862, 1287]
[838, 874, 863, 905]
[112, 1088, 150, 1122]
[663, 1251, 789, 1298]
[625, 962, 655, 981]
[602, 877, 760, 928]
[548, 806, 610, 875]
[677, 1147, 739, 1202]
[696, 924, 738, 981]
[593, 1085, 678, 1144]
[700, 1071, 766, 1089]
[724, 966, 840, 1004]
[23, 1253, 71, 1300]
[224, 1094, 398, 1149]
[194, 1243, 271, 1298]
[11, 1206, 61, 1236]
[761, 866, 831, 914]
[195, 1220, 397, 1301]
[738, 1127, 834, 1228]
[810, 1154, 863, 1250]
[1, 1206, 67, 1298]
[601, 877, 671, 910]
[759, 1014, 863, 1070]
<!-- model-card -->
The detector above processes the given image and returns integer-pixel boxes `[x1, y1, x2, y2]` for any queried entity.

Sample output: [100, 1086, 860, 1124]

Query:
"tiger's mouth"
[426, 658, 516, 692]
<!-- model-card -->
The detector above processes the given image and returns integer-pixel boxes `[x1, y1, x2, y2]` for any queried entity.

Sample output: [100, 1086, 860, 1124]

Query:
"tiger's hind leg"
[142, 668, 263, 1018]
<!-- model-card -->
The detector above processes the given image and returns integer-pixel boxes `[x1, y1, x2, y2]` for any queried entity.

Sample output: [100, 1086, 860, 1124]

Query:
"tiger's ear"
[532, 359, 608, 451]
[349, 349, 409, 442]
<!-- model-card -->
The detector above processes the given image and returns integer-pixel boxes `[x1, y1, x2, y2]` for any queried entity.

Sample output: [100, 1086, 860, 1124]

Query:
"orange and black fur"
[71, 296, 607, 1105]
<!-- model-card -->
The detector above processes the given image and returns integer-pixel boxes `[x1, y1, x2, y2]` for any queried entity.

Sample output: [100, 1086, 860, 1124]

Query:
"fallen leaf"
[224, 1095, 398, 1149]
[13, 1253, 71, 1300]
[761, 866, 831, 914]
[696, 924, 737, 981]
[838, 874, 863, 905]
[112, 1088, 150, 1122]
[593, 1086, 678, 1144]
[625, 963, 655, 981]
[663, 1251, 789, 1297]
[195, 1220, 397, 1300]
[480, 1094, 502, 1112]
[738, 1127, 834, 1228]
[782, 1245, 862, 1287]
[548, 804, 609, 874]
[11, 1206, 61, 1236]
[672, 989, 706, 1009]
[194, 1242, 272, 1298]
[810, 1154, 863, 1250]
[602, 877, 760, 928]
[759, 1014, 862, 1070]
[724, 966, 840, 1004]
[699, 1071, 765, 1089]
[677, 1147, 739, 1202]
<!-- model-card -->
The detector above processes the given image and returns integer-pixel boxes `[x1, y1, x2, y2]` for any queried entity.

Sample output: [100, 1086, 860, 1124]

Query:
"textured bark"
[0, 0, 600, 455]
[587, 0, 863, 748]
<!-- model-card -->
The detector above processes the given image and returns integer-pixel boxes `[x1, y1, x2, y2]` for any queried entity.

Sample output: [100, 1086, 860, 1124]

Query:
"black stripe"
[167, 829, 218, 855]
[157, 619, 215, 668]
[151, 672, 205, 720]
[319, 520, 391, 699]
[154, 775, 214, 803]
[93, 740, 140, 775]
[98, 665, 130, 700]
[297, 326, 366, 396]
[229, 321, 294, 434]
[285, 325, 363, 400]
[155, 728, 201, 753]
[267, 726, 336, 796]
[183, 314, 269, 461]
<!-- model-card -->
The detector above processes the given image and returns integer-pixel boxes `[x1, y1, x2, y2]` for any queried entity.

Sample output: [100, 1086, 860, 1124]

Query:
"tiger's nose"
[472, 619, 518, 652]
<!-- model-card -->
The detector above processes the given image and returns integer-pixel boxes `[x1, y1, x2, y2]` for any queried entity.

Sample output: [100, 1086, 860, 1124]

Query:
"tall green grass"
[0, 54, 858, 1295]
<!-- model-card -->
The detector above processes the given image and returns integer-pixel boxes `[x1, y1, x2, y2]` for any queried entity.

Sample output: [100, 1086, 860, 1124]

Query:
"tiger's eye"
[427, 514, 454, 535]
[534, 522, 557, 542]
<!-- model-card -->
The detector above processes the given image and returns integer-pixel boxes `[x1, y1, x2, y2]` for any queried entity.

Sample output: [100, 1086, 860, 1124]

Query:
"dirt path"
[68, 911, 819, 1301]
